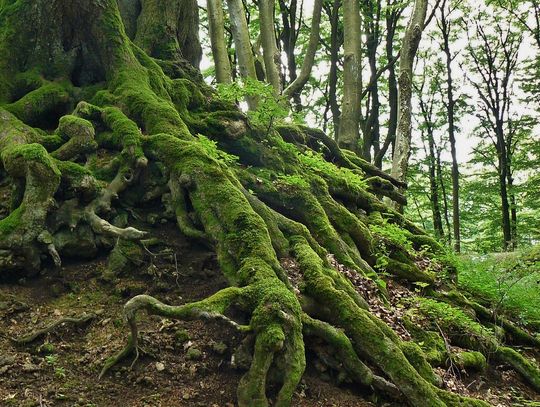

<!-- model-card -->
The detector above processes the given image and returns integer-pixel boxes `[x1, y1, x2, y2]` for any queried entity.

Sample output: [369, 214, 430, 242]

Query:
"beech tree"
[390, 0, 429, 201]
[336, 0, 363, 152]
[465, 13, 522, 250]
[207, 0, 232, 84]
[1, 1, 540, 406]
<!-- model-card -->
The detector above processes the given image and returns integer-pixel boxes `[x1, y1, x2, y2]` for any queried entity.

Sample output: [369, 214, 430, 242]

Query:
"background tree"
[336, 0, 363, 152]
[464, 12, 522, 250]
[390, 0, 429, 192]
[207, 0, 233, 84]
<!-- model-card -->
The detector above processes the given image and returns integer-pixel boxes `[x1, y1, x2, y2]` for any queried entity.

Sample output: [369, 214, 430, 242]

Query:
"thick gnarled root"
[0, 109, 61, 272]
[412, 297, 540, 392]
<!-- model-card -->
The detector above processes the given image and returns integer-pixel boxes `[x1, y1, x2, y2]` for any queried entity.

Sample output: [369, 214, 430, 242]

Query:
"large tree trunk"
[1, 1, 539, 406]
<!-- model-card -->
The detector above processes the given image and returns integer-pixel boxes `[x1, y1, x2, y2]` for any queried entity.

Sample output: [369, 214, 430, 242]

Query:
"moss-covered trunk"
[0, 1, 538, 406]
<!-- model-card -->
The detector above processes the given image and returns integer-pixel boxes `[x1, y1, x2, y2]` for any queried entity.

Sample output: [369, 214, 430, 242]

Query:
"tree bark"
[439, 0, 461, 252]
[226, 0, 259, 109]
[390, 0, 429, 205]
[259, 0, 282, 93]
[337, 0, 362, 153]
[374, 0, 404, 168]
[327, 0, 342, 138]
[283, 0, 323, 99]
[207, 0, 232, 83]
[1, 1, 537, 405]
[361, 0, 382, 163]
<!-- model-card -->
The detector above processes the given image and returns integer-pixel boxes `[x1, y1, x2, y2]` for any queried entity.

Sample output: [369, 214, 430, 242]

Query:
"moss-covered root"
[0, 108, 61, 272]
[414, 297, 540, 393]
[302, 314, 401, 399]
[100, 288, 248, 379]
[50, 115, 98, 161]
[495, 347, 540, 392]
[442, 290, 540, 348]
[71, 105, 148, 240]
[290, 236, 448, 406]
[237, 333, 275, 407]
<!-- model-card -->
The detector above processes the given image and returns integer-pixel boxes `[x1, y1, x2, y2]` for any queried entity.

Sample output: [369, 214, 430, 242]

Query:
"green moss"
[101, 106, 144, 161]
[495, 346, 540, 391]
[401, 341, 441, 385]
[186, 347, 202, 360]
[451, 351, 487, 371]
[107, 239, 145, 274]
[290, 235, 448, 406]
[0, 204, 24, 235]
[412, 297, 498, 351]
[57, 115, 94, 140]
[174, 328, 190, 343]
[404, 319, 447, 366]
[4, 82, 72, 128]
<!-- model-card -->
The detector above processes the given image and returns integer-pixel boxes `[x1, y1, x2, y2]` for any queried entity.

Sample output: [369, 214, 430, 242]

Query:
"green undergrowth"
[456, 246, 540, 328]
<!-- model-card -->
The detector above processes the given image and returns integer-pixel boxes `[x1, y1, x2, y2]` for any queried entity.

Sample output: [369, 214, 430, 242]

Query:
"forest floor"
[0, 222, 539, 406]
[457, 248, 540, 331]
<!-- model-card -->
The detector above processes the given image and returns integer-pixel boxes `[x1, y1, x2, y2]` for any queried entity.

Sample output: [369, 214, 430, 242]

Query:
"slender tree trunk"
[427, 132, 444, 239]
[374, 5, 401, 168]
[337, 0, 362, 152]
[440, 8, 461, 252]
[226, 0, 258, 109]
[278, 0, 302, 108]
[496, 122, 513, 251]
[361, 0, 381, 163]
[207, 0, 232, 83]
[327, 0, 342, 137]
[283, 0, 323, 99]
[259, 0, 282, 93]
[390, 0, 428, 199]
[507, 163, 518, 249]
[437, 149, 452, 246]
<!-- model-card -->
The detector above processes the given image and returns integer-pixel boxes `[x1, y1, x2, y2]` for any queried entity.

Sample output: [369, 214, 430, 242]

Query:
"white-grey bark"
[337, 0, 362, 153]
[226, 0, 258, 109]
[390, 0, 429, 196]
[259, 0, 282, 94]
[207, 0, 232, 84]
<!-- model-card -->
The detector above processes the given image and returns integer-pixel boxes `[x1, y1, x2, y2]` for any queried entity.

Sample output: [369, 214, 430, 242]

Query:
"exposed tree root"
[100, 288, 248, 379]
[412, 297, 540, 393]
[0, 1, 536, 405]
[13, 312, 97, 344]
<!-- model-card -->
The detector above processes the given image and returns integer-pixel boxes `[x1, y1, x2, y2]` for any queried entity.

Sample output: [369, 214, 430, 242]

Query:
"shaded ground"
[0, 222, 539, 406]
[0, 223, 376, 407]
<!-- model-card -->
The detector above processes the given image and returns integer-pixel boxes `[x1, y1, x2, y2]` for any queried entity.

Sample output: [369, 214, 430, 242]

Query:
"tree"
[207, 0, 233, 84]
[1, 1, 540, 406]
[336, 0, 363, 152]
[465, 12, 522, 250]
[437, 0, 461, 252]
[282, 0, 324, 100]
[390, 0, 430, 206]
[416, 68, 445, 240]
[226, 0, 259, 108]
[258, 0, 282, 93]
